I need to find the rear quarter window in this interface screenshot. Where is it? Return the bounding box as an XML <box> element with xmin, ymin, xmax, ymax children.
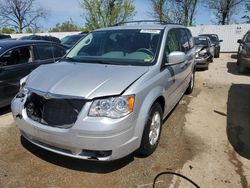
<box><xmin>35</xmin><ymin>45</ymin><xmax>54</xmax><ymax>60</ymax></box>
<box><xmin>52</xmin><ymin>45</ymin><xmax>66</xmax><ymax>58</ymax></box>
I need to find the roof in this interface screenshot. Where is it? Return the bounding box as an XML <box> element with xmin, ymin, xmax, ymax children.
<box><xmin>199</xmin><ymin>34</ymin><xmax>219</xmax><ymax>37</ymax></box>
<box><xmin>94</xmin><ymin>23</ymin><xmax>184</xmax><ymax>31</ymax></box>
<box><xmin>194</xmin><ymin>36</ymin><xmax>209</xmax><ymax>39</ymax></box>
<box><xmin>0</xmin><ymin>40</ymin><xmax>57</xmax><ymax>48</ymax></box>
<box><xmin>0</xmin><ymin>40</ymin><xmax>66</xmax><ymax>55</ymax></box>
<box><xmin>62</xmin><ymin>33</ymin><xmax>86</xmax><ymax>38</ymax></box>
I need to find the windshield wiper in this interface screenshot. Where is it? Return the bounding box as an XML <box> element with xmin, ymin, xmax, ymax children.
<box><xmin>62</xmin><ymin>57</ymin><xmax>129</xmax><ymax>66</ymax></box>
<box><xmin>81</xmin><ymin>59</ymin><xmax>115</xmax><ymax>64</ymax></box>
<box><xmin>62</xmin><ymin>57</ymin><xmax>80</xmax><ymax>62</ymax></box>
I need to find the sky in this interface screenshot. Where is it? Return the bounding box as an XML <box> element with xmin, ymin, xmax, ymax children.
<box><xmin>24</xmin><ymin>0</ymin><xmax>248</xmax><ymax>30</ymax></box>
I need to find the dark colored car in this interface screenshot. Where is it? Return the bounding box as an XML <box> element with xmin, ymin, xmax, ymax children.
<box><xmin>0</xmin><ymin>40</ymin><xmax>67</xmax><ymax>108</ymax></box>
<box><xmin>61</xmin><ymin>34</ymin><xmax>86</xmax><ymax>49</ymax></box>
<box><xmin>19</xmin><ymin>35</ymin><xmax>61</xmax><ymax>44</ymax></box>
<box><xmin>0</xmin><ymin>34</ymin><xmax>11</xmax><ymax>40</ymax></box>
<box><xmin>237</xmin><ymin>30</ymin><xmax>250</xmax><ymax>73</ymax></box>
<box><xmin>194</xmin><ymin>36</ymin><xmax>214</xmax><ymax>69</ymax></box>
<box><xmin>199</xmin><ymin>34</ymin><xmax>223</xmax><ymax>58</ymax></box>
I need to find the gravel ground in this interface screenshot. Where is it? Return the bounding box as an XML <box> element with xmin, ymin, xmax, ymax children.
<box><xmin>0</xmin><ymin>53</ymin><xmax>250</xmax><ymax>188</ymax></box>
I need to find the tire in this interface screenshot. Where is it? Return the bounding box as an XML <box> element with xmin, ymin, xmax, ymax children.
<box><xmin>239</xmin><ymin>65</ymin><xmax>245</xmax><ymax>74</ymax></box>
<box><xmin>236</xmin><ymin>58</ymin><xmax>240</xmax><ymax>66</ymax></box>
<box><xmin>214</xmin><ymin>52</ymin><xmax>219</xmax><ymax>58</ymax></box>
<box><xmin>208</xmin><ymin>56</ymin><xmax>214</xmax><ymax>62</ymax></box>
<box><xmin>137</xmin><ymin>103</ymin><xmax>163</xmax><ymax>156</ymax></box>
<box><xmin>185</xmin><ymin>70</ymin><xmax>195</xmax><ymax>94</ymax></box>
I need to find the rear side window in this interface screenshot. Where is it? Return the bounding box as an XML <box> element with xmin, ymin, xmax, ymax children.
<box><xmin>53</xmin><ymin>45</ymin><xmax>66</xmax><ymax>58</ymax></box>
<box><xmin>0</xmin><ymin>46</ymin><xmax>32</xmax><ymax>66</ymax></box>
<box><xmin>165</xmin><ymin>29</ymin><xmax>181</xmax><ymax>55</ymax></box>
<box><xmin>36</xmin><ymin>45</ymin><xmax>54</xmax><ymax>60</ymax></box>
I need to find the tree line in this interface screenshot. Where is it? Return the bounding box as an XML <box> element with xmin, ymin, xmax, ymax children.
<box><xmin>0</xmin><ymin>0</ymin><xmax>249</xmax><ymax>33</ymax></box>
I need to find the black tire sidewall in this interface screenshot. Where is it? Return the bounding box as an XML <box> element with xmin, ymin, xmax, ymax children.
<box><xmin>186</xmin><ymin>70</ymin><xmax>195</xmax><ymax>94</ymax></box>
<box><xmin>138</xmin><ymin>103</ymin><xmax>163</xmax><ymax>156</ymax></box>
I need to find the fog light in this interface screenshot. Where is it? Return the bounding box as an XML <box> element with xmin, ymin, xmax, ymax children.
<box><xmin>80</xmin><ymin>150</ymin><xmax>112</xmax><ymax>158</ymax></box>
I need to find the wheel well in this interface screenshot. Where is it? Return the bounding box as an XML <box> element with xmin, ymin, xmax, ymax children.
<box><xmin>154</xmin><ymin>96</ymin><xmax>165</xmax><ymax>114</ymax></box>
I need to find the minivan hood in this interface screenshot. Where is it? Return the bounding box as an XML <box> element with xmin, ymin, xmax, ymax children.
<box><xmin>27</xmin><ymin>62</ymin><xmax>148</xmax><ymax>99</ymax></box>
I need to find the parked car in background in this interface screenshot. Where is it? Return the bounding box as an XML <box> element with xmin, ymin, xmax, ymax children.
<box><xmin>61</xmin><ymin>33</ymin><xmax>87</xmax><ymax>49</ymax></box>
<box><xmin>199</xmin><ymin>34</ymin><xmax>223</xmax><ymax>58</ymax></box>
<box><xmin>19</xmin><ymin>35</ymin><xmax>61</xmax><ymax>44</ymax></box>
<box><xmin>237</xmin><ymin>30</ymin><xmax>250</xmax><ymax>73</ymax></box>
<box><xmin>0</xmin><ymin>34</ymin><xmax>11</xmax><ymax>40</ymax></box>
<box><xmin>12</xmin><ymin>22</ymin><xmax>196</xmax><ymax>161</ymax></box>
<box><xmin>0</xmin><ymin>40</ymin><xmax>67</xmax><ymax>108</ymax></box>
<box><xmin>194</xmin><ymin>36</ymin><xmax>214</xmax><ymax>69</ymax></box>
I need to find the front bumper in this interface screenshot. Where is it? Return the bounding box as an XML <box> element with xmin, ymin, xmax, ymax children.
<box><xmin>195</xmin><ymin>57</ymin><xmax>209</xmax><ymax>68</ymax></box>
<box><xmin>11</xmin><ymin>96</ymin><xmax>140</xmax><ymax>161</ymax></box>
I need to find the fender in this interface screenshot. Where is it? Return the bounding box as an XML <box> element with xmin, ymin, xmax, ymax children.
<box><xmin>133</xmin><ymin>86</ymin><xmax>165</xmax><ymax>147</ymax></box>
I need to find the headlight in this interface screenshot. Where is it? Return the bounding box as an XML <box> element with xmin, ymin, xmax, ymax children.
<box><xmin>88</xmin><ymin>95</ymin><xmax>135</xmax><ymax>118</ymax></box>
<box><xmin>199</xmin><ymin>49</ymin><xmax>207</xmax><ymax>55</ymax></box>
<box><xmin>20</xmin><ymin>75</ymin><xmax>29</xmax><ymax>90</ymax></box>
<box><xmin>16</xmin><ymin>76</ymin><xmax>29</xmax><ymax>98</ymax></box>
<box><xmin>16</xmin><ymin>87</ymin><xmax>29</xmax><ymax>98</ymax></box>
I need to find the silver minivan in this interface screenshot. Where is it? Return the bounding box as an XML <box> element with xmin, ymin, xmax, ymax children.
<box><xmin>11</xmin><ymin>23</ymin><xmax>195</xmax><ymax>161</ymax></box>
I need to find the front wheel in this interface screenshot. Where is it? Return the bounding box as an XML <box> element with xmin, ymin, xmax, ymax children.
<box><xmin>185</xmin><ymin>70</ymin><xmax>195</xmax><ymax>94</ymax></box>
<box><xmin>137</xmin><ymin>103</ymin><xmax>163</xmax><ymax>156</ymax></box>
<box><xmin>214</xmin><ymin>49</ymin><xmax>220</xmax><ymax>58</ymax></box>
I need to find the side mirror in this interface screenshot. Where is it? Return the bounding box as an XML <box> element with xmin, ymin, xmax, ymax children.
<box><xmin>167</xmin><ymin>51</ymin><xmax>185</xmax><ymax>65</ymax></box>
<box><xmin>237</xmin><ymin>39</ymin><xmax>243</xmax><ymax>44</ymax></box>
<box><xmin>219</xmin><ymin>40</ymin><xmax>223</xmax><ymax>42</ymax></box>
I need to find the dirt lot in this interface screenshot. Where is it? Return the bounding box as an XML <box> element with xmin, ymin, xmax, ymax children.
<box><xmin>0</xmin><ymin>53</ymin><xmax>250</xmax><ymax>188</ymax></box>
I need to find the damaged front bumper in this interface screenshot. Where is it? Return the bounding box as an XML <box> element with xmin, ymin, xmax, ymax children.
<box><xmin>11</xmin><ymin>90</ymin><xmax>140</xmax><ymax>161</ymax></box>
<box><xmin>195</xmin><ymin>55</ymin><xmax>209</xmax><ymax>69</ymax></box>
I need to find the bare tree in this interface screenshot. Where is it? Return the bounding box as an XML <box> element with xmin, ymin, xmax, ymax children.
<box><xmin>149</xmin><ymin>0</ymin><xmax>170</xmax><ymax>22</ymax></box>
<box><xmin>0</xmin><ymin>0</ymin><xmax>47</xmax><ymax>33</ymax></box>
<box><xmin>149</xmin><ymin>0</ymin><xmax>198</xmax><ymax>26</ymax></box>
<box><xmin>80</xmin><ymin>0</ymin><xmax>136</xmax><ymax>30</ymax></box>
<box><xmin>206</xmin><ymin>0</ymin><xmax>247</xmax><ymax>25</ymax></box>
<box><xmin>242</xmin><ymin>2</ymin><xmax>250</xmax><ymax>23</ymax></box>
<box><xmin>185</xmin><ymin>0</ymin><xmax>198</xmax><ymax>26</ymax></box>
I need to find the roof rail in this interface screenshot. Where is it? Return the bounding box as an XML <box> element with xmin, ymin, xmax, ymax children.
<box><xmin>111</xmin><ymin>20</ymin><xmax>181</xmax><ymax>27</ymax></box>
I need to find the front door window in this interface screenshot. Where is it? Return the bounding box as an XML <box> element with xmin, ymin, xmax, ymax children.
<box><xmin>0</xmin><ymin>46</ymin><xmax>32</xmax><ymax>67</ymax></box>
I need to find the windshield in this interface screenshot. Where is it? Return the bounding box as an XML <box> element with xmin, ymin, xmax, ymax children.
<box><xmin>243</xmin><ymin>33</ymin><xmax>250</xmax><ymax>43</ymax></box>
<box><xmin>61</xmin><ymin>35</ymin><xmax>83</xmax><ymax>45</ymax></box>
<box><xmin>201</xmin><ymin>35</ymin><xmax>218</xmax><ymax>43</ymax></box>
<box><xmin>194</xmin><ymin>37</ymin><xmax>208</xmax><ymax>46</ymax></box>
<box><xmin>210</xmin><ymin>35</ymin><xmax>218</xmax><ymax>43</ymax></box>
<box><xmin>66</xmin><ymin>29</ymin><xmax>162</xmax><ymax>66</ymax></box>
